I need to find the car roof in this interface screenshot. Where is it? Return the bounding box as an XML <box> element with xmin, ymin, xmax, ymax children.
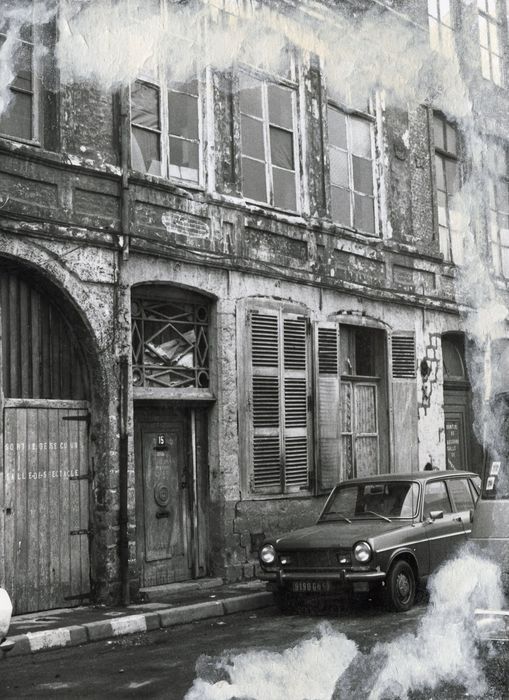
<box><xmin>336</xmin><ymin>470</ymin><xmax>480</xmax><ymax>486</ymax></box>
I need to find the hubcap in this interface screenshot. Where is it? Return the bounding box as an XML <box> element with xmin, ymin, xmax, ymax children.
<box><xmin>396</xmin><ymin>572</ymin><xmax>411</xmax><ymax>601</ymax></box>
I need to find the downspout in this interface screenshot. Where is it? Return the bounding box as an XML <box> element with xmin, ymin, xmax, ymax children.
<box><xmin>118</xmin><ymin>86</ymin><xmax>131</xmax><ymax>606</ymax></box>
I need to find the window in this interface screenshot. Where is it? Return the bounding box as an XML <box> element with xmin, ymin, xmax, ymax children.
<box><xmin>477</xmin><ymin>0</ymin><xmax>503</xmax><ymax>86</ymax></box>
<box><xmin>428</xmin><ymin>0</ymin><xmax>455</xmax><ymax>59</ymax></box>
<box><xmin>489</xmin><ymin>146</ymin><xmax>509</xmax><ymax>277</ymax></box>
<box><xmin>131</xmin><ymin>76</ymin><xmax>200</xmax><ymax>182</ymax></box>
<box><xmin>131</xmin><ymin>292</ymin><xmax>209</xmax><ymax>389</ymax></box>
<box><xmin>424</xmin><ymin>481</ymin><xmax>452</xmax><ymax>516</ymax></box>
<box><xmin>328</xmin><ymin>105</ymin><xmax>376</xmax><ymax>234</ymax></box>
<box><xmin>239</xmin><ymin>70</ymin><xmax>298</xmax><ymax>211</ymax></box>
<box><xmin>246</xmin><ymin>307</ymin><xmax>311</xmax><ymax>494</ymax></box>
<box><xmin>448</xmin><ymin>478</ymin><xmax>475</xmax><ymax>511</ymax></box>
<box><xmin>0</xmin><ymin>13</ymin><xmax>36</xmax><ymax>142</ymax></box>
<box><xmin>434</xmin><ymin>113</ymin><xmax>462</xmax><ymax>263</ymax></box>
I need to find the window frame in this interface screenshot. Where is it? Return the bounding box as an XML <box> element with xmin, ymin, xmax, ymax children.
<box><xmin>0</xmin><ymin>12</ymin><xmax>40</xmax><ymax>145</ymax></box>
<box><xmin>238</xmin><ymin>62</ymin><xmax>301</xmax><ymax>213</ymax></box>
<box><xmin>327</xmin><ymin>99</ymin><xmax>378</xmax><ymax>236</ymax></box>
<box><xmin>427</xmin><ymin>0</ymin><xmax>456</xmax><ymax>59</ymax></box>
<box><xmin>477</xmin><ymin>0</ymin><xmax>504</xmax><ymax>87</ymax></box>
<box><xmin>433</xmin><ymin>111</ymin><xmax>462</xmax><ymax>264</ymax></box>
<box><xmin>488</xmin><ymin>144</ymin><xmax>509</xmax><ymax>278</ymax></box>
<box><xmin>129</xmin><ymin>63</ymin><xmax>203</xmax><ymax>185</ymax></box>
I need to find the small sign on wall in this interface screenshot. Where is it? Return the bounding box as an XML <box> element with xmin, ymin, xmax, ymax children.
<box><xmin>155</xmin><ymin>434</ymin><xmax>168</xmax><ymax>451</ymax></box>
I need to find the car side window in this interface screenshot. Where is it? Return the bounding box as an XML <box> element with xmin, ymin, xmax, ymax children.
<box><xmin>423</xmin><ymin>480</ymin><xmax>452</xmax><ymax>517</ymax></box>
<box><xmin>470</xmin><ymin>476</ymin><xmax>481</xmax><ymax>499</ymax></box>
<box><xmin>447</xmin><ymin>478</ymin><xmax>474</xmax><ymax>512</ymax></box>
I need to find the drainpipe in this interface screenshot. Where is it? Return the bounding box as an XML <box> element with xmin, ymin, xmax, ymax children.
<box><xmin>118</xmin><ymin>86</ymin><xmax>131</xmax><ymax>605</ymax></box>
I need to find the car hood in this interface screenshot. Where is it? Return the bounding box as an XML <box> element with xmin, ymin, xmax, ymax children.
<box><xmin>274</xmin><ymin>520</ymin><xmax>408</xmax><ymax>549</ymax></box>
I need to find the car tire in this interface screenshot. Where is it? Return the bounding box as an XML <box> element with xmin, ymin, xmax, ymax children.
<box><xmin>384</xmin><ymin>560</ymin><xmax>416</xmax><ymax>612</ymax></box>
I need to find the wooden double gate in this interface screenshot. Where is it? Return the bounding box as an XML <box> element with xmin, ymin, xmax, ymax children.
<box><xmin>2</xmin><ymin>402</ymin><xmax>90</xmax><ymax>614</ymax></box>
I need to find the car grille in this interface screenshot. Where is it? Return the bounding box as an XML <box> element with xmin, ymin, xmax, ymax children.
<box><xmin>279</xmin><ymin>549</ymin><xmax>351</xmax><ymax>569</ymax></box>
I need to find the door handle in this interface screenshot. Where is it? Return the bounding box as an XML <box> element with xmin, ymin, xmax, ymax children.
<box><xmin>180</xmin><ymin>480</ymin><xmax>188</xmax><ymax>489</ymax></box>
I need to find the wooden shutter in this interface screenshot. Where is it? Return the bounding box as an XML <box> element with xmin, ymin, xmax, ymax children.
<box><xmin>250</xmin><ymin>310</ymin><xmax>281</xmax><ymax>492</ymax></box>
<box><xmin>283</xmin><ymin>316</ymin><xmax>310</xmax><ymax>492</ymax></box>
<box><xmin>391</xmin><ymin>332</ymin><xmax>418</xmax><ymax>472</ymax></box>
<box><xmin>314</xmin><ymin>322</ymin><xmax>341</xmax><ymax>491</ymax></box>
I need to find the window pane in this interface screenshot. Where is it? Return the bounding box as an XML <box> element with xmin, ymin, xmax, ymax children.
<box><xmin>445</xmin><ymin>123</ymin><xmax>457</xmax><ymax>155</ymax></box>
<box><xmin>478</xmin><ymin>16</ymin><xmax>489</xmax><ymax>46</ymax></box>
<box><xmin>131</xmin><ymin>126</ymin><xmax>161</xmax><ymax>175</ymax></box>
<box><xmin>428</xmin><ymin>0</ymin><xmax>438</xmax><ymax>19</ymax></box>
<box><xmin>440</xmin><ymin>0</ymin><xmax>452</xmax><ymax>26</ymax></box>
<box><xmin>448</xmin><ymin>479</ymin><xmax>474</xmax><ymax>511</ymax></box>
<box><xmin>500</xmin><ymin>215</ymin><xmax>509</xmax><ymax>244</ymax></box>
<box><xmin>487</xmin><ymin>0</ymin><xmax>497</xmax><ymax>16</ymax></box>
<box><xmin>270</xmin><ymin>126</ymin><xmax>294</xmax><ymax>169</ymax></box>
<box><xmin>242</xmin><ymin>156</ymin><xmax>267</xmax><ymax>202</ymax></box>
<box><xmin>492</xmin><ymin>55</ymin><xmax>502</xmax><ymax>86</ymax></box>
<box><xmin>131</xmin><ymin>82</ymin><xmax>160</xmax><ymax>130</ymax></box>
<box><xmin>433</xmin><ymin>115</ymin><xmax>445</xmax><ymax>150</ymax></box>
<box><xmin>0</xmin><ymin>91</ymin><xmax>32</xmax><ymax>139</ymax></box>
<box><xmin>268</xmin><ymin>84</ymin><xmax>293</xmax><ymax>130</ymax></box>
<box><xmin>169</xmin><ymin>137</ymin><xmax>199</xmax><ymax>171</ymax></box>
<box><xmin>429</xmin><ymin>17</ymin><xmax>440</xmax><ymax>51</ymax></box>
<box><xmin>350</xmin><ymin>117</ymin><xmax>372</xmax><ymax>158</ymax></box>
<box><xmin>330</xmin><ymin>148</ymin><xmax>349</xmax><ymax>187</ymax></box>
<box><xmin>239</xmin><ymin>76</ymin><xmax>263</xmax><ymax>118</ymax></box>
<box><xmin>480</xmin><ymin>47</ymin><xmax>491</xmax><ymax>79</ymax></box>
<box><xmin>168</xmin><ymin>91</ymin><xmax>198</xmax><ymax>140</ymax></box>
<box><xmin>11</xmin><ymin>41</ymin><xmax>32</xmax><ymax>92</ymax></box>
<box><xmin>445</xmin><ymin>160</ymin><xmax>458</xmax><ymax>194</ymax></box>
<box><xmin>353</xmin><ymin>156</ymin><xmax>373</xmax><ymax>195</ymax></box>
<box><xmin>435</xmin><ymin>155</ymin><xmax>446</xmax><ymax>190</ymax></box>
<box><xmin>489</xmin><ymin>21</ymin><xmax>500</xmax><ymax>52</ymax></box>
<box><xmin>273</xmin><ymin>167</ymin><xmax>296</xmax><ymax>210</ymax></box>
<box><xmin>331</xmin><ymin>186</ymin><xmax>350</xmax><ymax>226</ymax></box>
<box><xmin>492</xmin><ymin>242</ymin><xmax>501</xmax><ymax>274</ymax></box>
<box><xmin>501</xmin><ymin>247</ymin><xmax>509</xmax><ymax>277</ymax></box>
<box><xmin>354</xmin><ymin>194</ymin><xmax>375</xmax><ymax>233</ymax></box>
<box><xmin>241</xmin><ymin>115</ymin><xmax>265</xmax><ymax>160</ymax></box>
<box><xmin>437</xmin><ymin>190</ymin><xmax>448</xmax><ymax>226</ymax></box>
<box><xmin>328</xmin><ymin>107</ymin><xmax>347</xmax><ymax>148</ymax></box>
<box><xmin>424</xmin><ymin>480</ymin><xmax>452</xmax><ymax>515</ymax></box>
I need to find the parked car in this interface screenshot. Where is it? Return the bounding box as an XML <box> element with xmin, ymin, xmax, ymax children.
<box><xmin>0</xmin><ymin>587</ymin><xmax>13</xmax><ymax>653</ymax></box>
<box><xmin>258</xmin><ymin>470</ymin><xmax>481</xmax><ymax>612</ymax></box>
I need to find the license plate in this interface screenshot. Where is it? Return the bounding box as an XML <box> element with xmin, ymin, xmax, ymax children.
<box><xmin>291</xmin><ymin>581</ymin><xmax>331</xmax><ymax>593</ymax></box>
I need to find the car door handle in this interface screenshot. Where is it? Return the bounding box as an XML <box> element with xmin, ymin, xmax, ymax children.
<box><xmin>453</xmin><ymin>516</ymin><xmax>462</xmax><ymax>523</ymax></box>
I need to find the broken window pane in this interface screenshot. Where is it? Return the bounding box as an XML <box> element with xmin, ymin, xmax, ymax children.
<box><xmin>270</xmin><ymin>126</ymin><xmax>294</xmax><ymax>170</ymax></box>
<box><xmin>241</xmin><ymin>115</ymin><xmax>265</xmax><ymax>160</ymax></box>
<box><xmin>242</xmin><ymin>157</ymin><xmax>267</xmax><ymax>202</ymax></box>
<box><xmin>268</xmin><ymin>84</ymin><xmax>293</xmax><ymax>130</ymax></box>
<box><xmin>433</xmin><ymin>115</ymin><xmax>445</xmax><ymax>151</ymax></box>
<box><xmin>445</xmin><ymin>160</ymin><xmax>458</xmax><ymax>194</ymax></box>
<box><xmin>353</xmin><ymin>156</ymin><xmax>373</xmax><ymax>195</ymax></box>
<box><xmin>331</xmin><ymin>186</ymin><xmax>350</xmax><ymax>226</ymax></box>
<box><xmin>350</xmin><ymin>117</ymin><xmax>372</xmax><ymax>158</ymax></box>
<box><xmin>11</xmin><ymin>41</ymin><xmax>32</xmax><ymax>92</ymax></box>
<box><xmin>445</xmin><ymin>123</ymin><xmax>457</xmax><ymax>155</ymax></box>
<box><xmin>132</xmin><ymin>82</ymin><xmax>160</xmax><ymax>130</ymax></box>
<box><xmin>131</xmin><ymin>126</ymin><xmax>161</xmax><ymax>175</ymax></box>
<box><xmin>168</xmin><ymin>91</ymin><xmax>198</xmax><ymax>140</ymax></box>
<box><xmin>273</xmin><ymin>167</ymin><xmax>296</xmax><ymax>210</ymax></box>
<box><xmin>354</xmin><ymin>193</ymin><xmax>375</xmax><ymax>232</ymax></box>
<box><xmin>435</xmin><ymin>155</ymin><xmax>446</xmax><ymax>190</ymax></box>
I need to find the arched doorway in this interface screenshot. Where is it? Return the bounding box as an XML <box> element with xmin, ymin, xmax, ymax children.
<box><xmin>442</xmin><ymin>333</ymin><xmax>482</xmax><ymax>474</ymax></box>
<box><xmin>0</xmin><ymin>263</ymin><xmax>92</xmax><ymax>613</ymax></box>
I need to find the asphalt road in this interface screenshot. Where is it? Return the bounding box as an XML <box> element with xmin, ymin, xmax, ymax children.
<box><xmin>1</xmin><ymin>601</ymin><xmax>508</xmax><ymax>699</ymax></box>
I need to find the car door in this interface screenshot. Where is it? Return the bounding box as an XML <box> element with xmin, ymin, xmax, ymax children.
<box><xmin>423</xmin><ymin>479</ymin><xmax>465</xmax><ymax>571</ymax></box>
<box><xmin>446</xmin><ymin>477</ymin><xmax>476</xmax><ymax>535</ymax></box>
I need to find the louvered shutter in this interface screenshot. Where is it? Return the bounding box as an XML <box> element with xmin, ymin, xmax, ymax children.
<box><xmin>283</xmin><ymin>315</ymin><xmax>311</xmax><ymax>492</ymax></box>
<box><xmin>391</xmin><ymin>332</ymin><xmax>418</xmax><ymax>472</ymax></box>
<box><xmin>314</xmin><ymin>322</ymin><xmax>341</xmax><ymax>491</ymax></box>
<box><xmin>250</xmin><ymin>310</ymin><xmax>281</xmax><ymax>492</ymax></box>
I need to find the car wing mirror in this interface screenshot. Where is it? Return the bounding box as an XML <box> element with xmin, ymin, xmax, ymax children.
<box><xmin>429</xmin><ymin>510</ymin><xmax>444</xmax><ymax>521</ymax></box>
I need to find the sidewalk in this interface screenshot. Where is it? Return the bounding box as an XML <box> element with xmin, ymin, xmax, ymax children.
<box><xmin>1</xmin><ymin>579</ymin><xmax>273</xmax><ymax>659</ymax></box>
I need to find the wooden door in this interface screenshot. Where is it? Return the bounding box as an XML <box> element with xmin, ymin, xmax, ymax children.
<box><xmin>137</xmin><ymin>417</ymin><xmax>193</xmax><ymax>586</ymax></box>
<box><xmin>341</xmin><ymin>380</ymin><xmax>379</xmax><ymax>479</ymax></box>
<box><xmin>2</xmin><ymin>403</ymin><xmax>90</xmax><ymax>614</ymax></box>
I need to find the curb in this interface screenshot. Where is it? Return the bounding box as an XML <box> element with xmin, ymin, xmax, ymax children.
<box><xmin>1</xmin><ymin>591</ymin><xmax>273</xmax><ymax>659</ymax></box>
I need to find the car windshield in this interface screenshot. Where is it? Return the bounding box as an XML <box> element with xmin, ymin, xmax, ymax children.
<box><xmin>320</xmin><ymin>481</ymin><xmax>420</xmax><ymax>521</ymax></box>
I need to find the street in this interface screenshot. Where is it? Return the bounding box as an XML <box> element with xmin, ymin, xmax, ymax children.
<box><xmin>1</xmin><ymin>601</ymin><xmax>508</xmax><ymax>699</ymax></box>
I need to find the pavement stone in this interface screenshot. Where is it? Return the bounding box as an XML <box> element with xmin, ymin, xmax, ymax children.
<box><xmin>0</xmin><ymin>581</ymin><xmax>273</xmax><ymax>660</ymax></box>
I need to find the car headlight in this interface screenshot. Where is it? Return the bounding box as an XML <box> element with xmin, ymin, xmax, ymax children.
<box><xmin>353</xmin><ymin>541</ymin><xmax>372</xmax><ymax>564</ymax></box>
<box><xmin>259</xmin><ymin>543</ymin><xmax>276</xmax><ymax>566</ymax></box>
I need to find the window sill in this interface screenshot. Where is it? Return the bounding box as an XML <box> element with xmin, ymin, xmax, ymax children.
<box><xmin>208</xmin><ymin>192</ymin><xmax>307</xmax><ymax>226</ymax></box>
<box><xmin>242</xmin><ymin>490</ymin><xmax>316</xmax><ymax>501</ymax></box>
<box><xmin>0</xmin><ymin>133</ymin><xmax>41</xmax><ymax>148</ymax></box>
<box><xmin>128</xmin><ymin>169</ymin><xmax>205</xmax><ymax>196</ymax></box>
<box><xmin>133</xmin><ymin>387</ymin><xmax>215</xmax><ymax>402</ymax></box>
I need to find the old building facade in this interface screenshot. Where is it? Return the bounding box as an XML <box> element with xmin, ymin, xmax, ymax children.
<box><xmin>0</xmin><ymin>0</ymin><xmax>508</xmax><ymax>613</ymax></box>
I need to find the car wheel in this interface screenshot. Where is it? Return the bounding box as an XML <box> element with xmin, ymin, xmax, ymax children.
<box><xmin>384</xmin><ymin>560</ymin><xmax>416</xmax><ymax>612</ymax></box>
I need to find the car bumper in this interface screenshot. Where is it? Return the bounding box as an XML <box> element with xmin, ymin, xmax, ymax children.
<box><xmin>259</xmin><ymin>569</ymin><xmax>386</xmax><ymax>585</ymax></box>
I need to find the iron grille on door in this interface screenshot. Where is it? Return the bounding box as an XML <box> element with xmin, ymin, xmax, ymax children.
<box><xmin>131</xmin><ymin>297</ymin><xmax>209</xmax><ymax>388</ymax></box>
<box><xmin>250</xmin><ymin>310</ymin><xmax>311</xmax><ymax>494</ymax></box>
